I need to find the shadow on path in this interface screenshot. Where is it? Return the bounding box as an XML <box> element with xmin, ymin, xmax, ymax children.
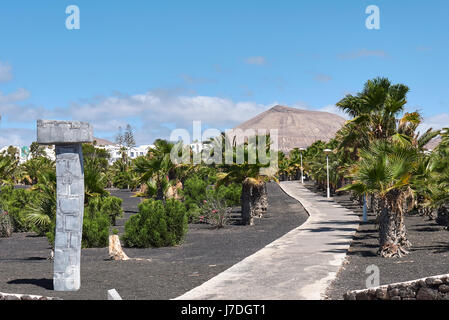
<box><xmin>7</xmin><ymin>278</ymin><xmax>53</xmax><ymax>290</ymax></box>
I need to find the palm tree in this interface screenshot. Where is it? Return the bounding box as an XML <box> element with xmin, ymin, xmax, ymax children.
<box><xmin>339</xmin><ymin>140</ymin><xmax>419</xmax><ymax>257</ymax></box>
<box><xmin>19</xmin><ymin>157</ymin><xmax>54</xmax><ymax>185</ymax></box>
<box><xmin>277</xmin><ymin>151</ymin><xmax>290</xmax><ymax>181</ymax></box>
<box><xmin>412</xmin><ymin>128</ymin><xmax>449</xmax><ymax>224</ymax></box>
<box><xmin>217</xmin><ymin>135</ymin><xmax>275</xmax><ymax>225</ymax></box>
<box><xmin>288</xmin><ymin>148</ymin><xmax>303</xmax><ymax>181</ymax></box>
<box><xmin>0</xmin><ymin>155</ymin><xmax>17</xmax><ymax>185</ymax></box>
<box><xmin>133</xmin><ymin>139</ymin><xmax>179</xmax><ymax>200</ymax></box>
<box><xmin>336</xmin><ymin>77</ymin><xmax>409</xmax><ymax>141</ymax></box>
<box><xmin>25</xmin><ymin>170</ymin><xmax>57</xmax><ymax>236</ymax></box>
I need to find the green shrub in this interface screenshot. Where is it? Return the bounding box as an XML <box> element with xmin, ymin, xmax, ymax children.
<box><xmin>87</xmin><ymin>196</ymin><xmax>123</xmax><ymax>225</ymax></box>
<box><xmin>181</xmin><ymin>176</ymin><xmax>208</xmax><ymax>222</ymax></box>
<box><xmin>213</xmin><ymin>183</ymin><xmax>241</xmax><ymax>206</ymax></box>
<box><xmin>82</xmin><ymin>207</ymin><xmax>110</xmax><ymax>248</ymax></box>
<box><xmin>122</xmin><ymin>198</ymin><xmax>188</xmax><ymax>248</ymax></box>
<box><xmin>201</xmin><ymin>192</ymin><xmax>230</xmax><ymax>228</ymax></box>
<box><xmin>181</xmin><ymin>175</ymin><xmax>241</xmax><ymax>223</ymax></box>
<box><xmin>0</xmin><ymin>185</ymin><xmax>37</xmax><ymax>232</ymax></box>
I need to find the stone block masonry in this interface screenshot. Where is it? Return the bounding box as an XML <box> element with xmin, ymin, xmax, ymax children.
<box><xmin>37</xmin><ymin>120</ymin><xmax>93</xmax><ymax>291</ymax></box>
<box><xmin>0</xmin><ymin>292</ymin><xmax>62</xmax><ymax>300</ymax></box>
<box><xmin>343</xmin><ymin>274</ymin><xmax>449</xmax><ymax>300</ymax></box>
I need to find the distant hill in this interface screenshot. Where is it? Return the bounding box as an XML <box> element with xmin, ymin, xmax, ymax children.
<box><xmin>234</xmin><ymin>105</ymin><xmax>346</xmax><ymax>153</ymax></box>
<box><xmin>425</xmin><ymin>137</ymin><xmax>441</xmax><ymax>150</ymax></box>
<box><xmin>92</xmin><ymin>137</ymin><xmax>117</xmax><ymax>146</ymax></box>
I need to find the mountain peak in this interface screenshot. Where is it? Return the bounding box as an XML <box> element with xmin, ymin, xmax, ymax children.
<box><xmin>235</xmin><ymin>105</ymin><xmax>346</xmax><ymax>152</ymax></box>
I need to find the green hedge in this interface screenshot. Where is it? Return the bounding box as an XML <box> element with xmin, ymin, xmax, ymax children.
<box><xmin>181</xmin><ymin>176</ymin><xmax>208</xmax><ymax>222</ymax></box>
<box><xmin>0</xmin><ymin>185</ymin><xmax>37</xmax><ymax>232</ymax></box>
<box><xmin>181</xmin><ymin>175</ymin><xmax>241</xmax><ymax>222</ymax></box>
<box><xmin>86</xmin><ymin>196</ymin><xmax>123</xmax><ymax>226</ymax></box>
<box><xmin>122</xmin><ymin>198</ymin><xmax>188</xmax><ymax>248</ymax></box>
<box><xmin>82</xmin><ymin>205</ymin><xmax>110</xmax><ymax>248</ymax></box>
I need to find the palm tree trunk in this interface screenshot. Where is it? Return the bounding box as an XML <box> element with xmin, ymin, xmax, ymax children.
<box><xmin>261</xmin><ymin>182</ymin><xmax>268</xmax><ymax>215</ymax></box>
<box><xmin>378</xmin><ymin>197</ymin><xmax>398</xmax><ymax>257</ymax></box>
<box><xmin>241</xmin><ymin>179</ymin><xmax>254</xmax><ymax>225</ymax></box>
<box><xmin>251</xmin><ymin>181</ymin><xmax>265</xmax><ymax>218</ymax></box>
<box><xmin>378</xmin><ymin>192</ymin><xmax>411</xmax><ymax>258</ymax></box>
<box><xmin>436</xmin><ymin>205</ymin><xmax>449</xmax><ymax>228</ymax></box>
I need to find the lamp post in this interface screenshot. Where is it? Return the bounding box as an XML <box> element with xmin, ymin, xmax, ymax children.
<box><xmin>299</xmin><ymin>147</ymin><xmax>305</xmax><ymax>184</ymax></box>
<box><xmin>324</xmin><ymin>149</ymin><xmax>332</xmax><ymax>199</ymax></box>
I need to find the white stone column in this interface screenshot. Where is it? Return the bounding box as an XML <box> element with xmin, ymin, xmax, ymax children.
<box><xmin>37</xmin><ymin>120</ymin><xmax>93</xmax><ymax>291</ymax></box>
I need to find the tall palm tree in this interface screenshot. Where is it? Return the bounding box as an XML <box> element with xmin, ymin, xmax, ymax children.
<box><xmin>339</xmin><ymin>140</ymin><xmax>419</xmax><ymax>257</ymax></box>
<box><xmin>217</xmin><ymin>135</ymin><xmax>275</xmax><ymax>225</ymax></box>
<box><xmin>412</xmin><ymin>128</ymin><xmax>449</xmax><ymax>223</ymax></box>
<box><xmin>337</xmin><ymin>77</ymin><xmax>409</xmax><ymax>141</ymax></box>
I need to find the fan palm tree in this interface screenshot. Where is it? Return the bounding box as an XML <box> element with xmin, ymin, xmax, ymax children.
<box><xmin>339</xmin><ymin>140</ymin><xmax>419</xmax><ymax>257</ymax></box>
<box><xmin>133</xmin><ymin>139</ymin><xmax>180</xmax><ymax>200</ymax></box>
<box><xmin>0</xmin><ymin>155</ymin><xmax>17</xmax><ymax>185</ymax></box>
<box><xmin>19</xmin><ymin>157</ymin><xmax>54</xmax><ymax>185</ymax></box>
<box><xmin>412</xmin><ymin>128</ymin><xmax>449</xmax><ymax>222</ymax></box>
<box><xmin>288</xmin><ymin>148</ymin><xmax>303</xmax><ymax>181</ymax></box>
<box><xmin>25</xmin><ymin>169</ymin><xmax>57</xmax><ymax>236</ymax></box>
<box><xmin>336</xmin><ymin>77</ymin><xmax>409</xmax><ymax>141</ymax></box>
<box><xmin>217</xmin><ymin>134</ymin><xmax>275</xmax><ymax>225</ymax></box>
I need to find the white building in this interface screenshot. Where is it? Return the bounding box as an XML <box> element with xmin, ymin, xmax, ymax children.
<box><xmin>101</xmin><ymin>144</ymin><xmax>154</xmax><ymax>164</ymax></box>
<box><xmin>0</xmin><ymin>138</ymin><xmax>153</xmax><ymax>165</ymax></box>
<box><xmin>0</xmin><ymin>145</ymin><xmax>55</xmax><ymax>163</ymax></box>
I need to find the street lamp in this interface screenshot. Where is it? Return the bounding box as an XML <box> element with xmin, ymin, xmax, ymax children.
<box><xmin>324</xmin><ymin>149</ymin><xmax>332</xmax><ymax>198</ymax></box>
<box><xmin>299</xmin><ymin>147</ymin><xmax>305</xmax><ymax>184</ymax></box>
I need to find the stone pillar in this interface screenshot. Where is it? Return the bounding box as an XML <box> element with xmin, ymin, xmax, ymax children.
<box><xmin>37</xmin><ymin>120</ymin><xmax>93</xmax><ymax>291</ymax></box>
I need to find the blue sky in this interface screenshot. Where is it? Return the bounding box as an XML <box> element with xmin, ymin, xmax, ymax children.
<box><xmin>0</xmin><ymin>0</ymin><xmax>448</xmax><ymax>146</ymax></box>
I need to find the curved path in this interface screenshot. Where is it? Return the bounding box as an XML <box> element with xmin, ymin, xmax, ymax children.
<box><xmin>175</xmin><ymin>181</ymin><xmax>360</xmax><ymax>300</ymax></box>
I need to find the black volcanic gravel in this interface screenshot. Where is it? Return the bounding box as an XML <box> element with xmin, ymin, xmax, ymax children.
<box><xmin>0</xmin><ymin>182</ymin><xmax>308</xmax><ymax>300</ymax></box>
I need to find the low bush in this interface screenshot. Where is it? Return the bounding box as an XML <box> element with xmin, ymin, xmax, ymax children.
<box><xmin>0</xmin><ymin>210</ymin><xmax>13</xmax><ymax>237</ymax></box>
<box><xmin>201</xmin><ymin>192</ymin><xmax>231</xmax><ymax>228</ymax></box>
<box><xmin>82</xmin><ymin>206</ymin><xmax>110</xmax><ymax>248</ymax></box>
<box><xmin>213</xmin><ymin>183</ymin><xmax>241</xmax><ymax>207</ymax></box>
<box><xmin>0</xmin><ymin>185</ymin><xmax>37</xmax><ymax>232</ymax></box>
<box><xmin>122</xmin><ymin>198</ymin><xmax>188</xmax><ymax>248</ymax></box>
<box><xmin>181</xmin><ymin>176</ymin><xmax>208</xmax><ymax>222</ymax></box>
<box><xmin>181</xmin><ymin>175</ymin><xmax>241</xmax><ymax>223</ymax></box>
<box><xmin>86</xmin><ymin>196</ymin><xmax>123</xmax><ymax>226</ymax></box>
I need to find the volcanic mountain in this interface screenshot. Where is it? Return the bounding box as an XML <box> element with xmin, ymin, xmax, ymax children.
<box><xmin>234</xmin><ymin>105</ymin><xmax>347</xmax><ymax>153</ymax></box>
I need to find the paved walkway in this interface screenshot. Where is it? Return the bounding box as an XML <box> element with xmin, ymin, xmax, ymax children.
<box><xmin>175</xmin><ymin>181</ymin><xmax>360</xmax><ymax>300</ymax></box>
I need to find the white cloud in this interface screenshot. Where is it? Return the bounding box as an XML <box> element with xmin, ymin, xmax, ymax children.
<box><xmin>244</xmin><ymin>56</ymin><xmax>266</xmax><ymax>65</ymax></box>
<box><xmin>0</xmin><ymin>62</ymin><xmax>12</xmax><ymax>83</ymax></box>
<box><xmin>419</xmin><ymin>113</ymin><xmax>449</xmax><ymax>133</ymax></box>
<box><xmin>0</xmin><ymin>128</ymin><xmax>34</xmax><ymax>146</ymax></box>
<box><xmin>0</xmin><ymin>89</ymin><xmax>276</xmax><ymax>146</ymax></box>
